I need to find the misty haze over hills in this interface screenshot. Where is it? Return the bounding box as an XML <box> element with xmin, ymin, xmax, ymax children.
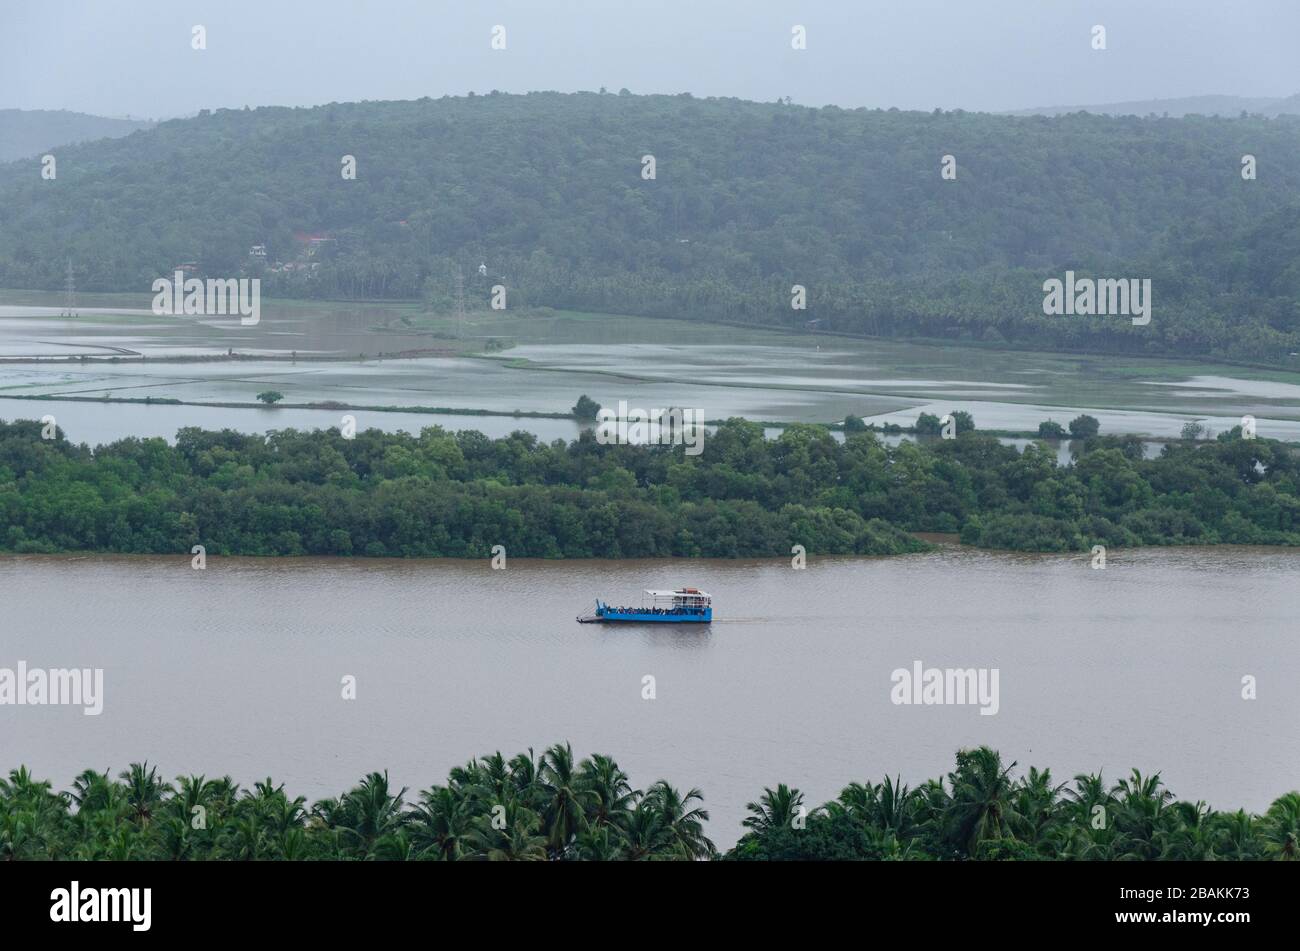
<box><xmin>0</xmin><ymin>109</ymin><xmax>154</xmax><ymax>162</ymax></box>
<box><xmin>6</xmin><ymin>88</ymin><xmax>1299</xmax><ymax>165</ymax></box>
<box><xmin>3</xmin><ymin>0</ymin><xmax>1299</xmax><ymax>117</ymax></box>
<box><xmin>1012</xmin><ymin>93</ymin><xmax>1300</xmax><ymax>118</ymax></box>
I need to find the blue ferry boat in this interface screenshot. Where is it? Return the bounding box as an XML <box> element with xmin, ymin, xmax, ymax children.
<box><xmin>578</xmin><ymin>588</ymin><xmax>712</xmax><ymax>624</ymax></box>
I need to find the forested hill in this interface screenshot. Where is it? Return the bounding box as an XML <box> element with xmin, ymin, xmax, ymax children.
<box><xmin>2</xmin><ymin>91</ymin><xmax>1300</xmax><ymax>363</ymax></box>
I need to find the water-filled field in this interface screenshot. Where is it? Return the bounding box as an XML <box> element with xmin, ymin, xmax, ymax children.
<box><xmin>4</xmin><ymin>293</ymin><xmax>1300</xmax><ymax>444</ymax></box>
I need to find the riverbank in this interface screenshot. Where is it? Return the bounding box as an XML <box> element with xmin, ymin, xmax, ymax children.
<box><xmin>2</xmin><ymin>415</ymin><xmax>1297</xmax><ymax>558</ymax></box>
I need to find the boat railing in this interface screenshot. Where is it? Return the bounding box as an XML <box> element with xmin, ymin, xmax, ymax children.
<box><xmin>603</xmin><ymin>605</ymin><xmax>708</xmax><ymax>615</ymax></box>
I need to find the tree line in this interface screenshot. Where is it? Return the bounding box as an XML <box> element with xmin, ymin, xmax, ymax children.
<box><xmin>0</xmin><ymin>744</ymin><xmax>710</xmax><ymax>860</ymax></box>
<box><xmin>0</xmin><ymin>416</ymin><xmax>1297</xmax><ymax>557</ymax></box>
<box><xmin>3</xmin><ymin>745</ymin><xmax>1295</xmax><ymax>859</ymax></box>
<box><xmin>730</xmin><ymin>746</ymin><xmax>1300</xmax><ymax>860</ymax></box>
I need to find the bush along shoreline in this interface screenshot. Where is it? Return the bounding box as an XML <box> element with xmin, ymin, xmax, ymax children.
<box><xmin>0</xmin><ymin>417</ymin><xmax>1297</xmax><ymax>558</ymax></box>
<box><xmin>2</xmin><ymin>745</ymin><xmax>1295</xmax><ymax>860</ymax></box>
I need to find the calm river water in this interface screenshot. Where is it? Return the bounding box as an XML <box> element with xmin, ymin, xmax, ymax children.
<box><xmin>2</xmin><ymin>546</ymin><xmax>1297</xmax><ymax>846</ymax></box>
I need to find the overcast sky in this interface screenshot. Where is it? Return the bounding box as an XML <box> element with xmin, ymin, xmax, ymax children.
<box><xmin>2</xmin><ymin>0</ymin><xmax>1298</xmax><ymax>119</ymax></box>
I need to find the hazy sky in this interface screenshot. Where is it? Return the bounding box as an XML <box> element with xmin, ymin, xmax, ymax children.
<box><xmin>2</xmin><ymin>0</ymin><xmax>1298</xmax><ymax>118</ymax></box>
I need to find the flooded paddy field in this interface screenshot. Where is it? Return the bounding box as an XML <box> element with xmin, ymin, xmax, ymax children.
<box><xmin>3</xmin><ymin>292</ymin><xmax>1300</xmax><ymax>445</ymax></box>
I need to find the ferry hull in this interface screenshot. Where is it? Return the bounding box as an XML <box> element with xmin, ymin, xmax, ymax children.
<box><xmin>579</xmin><ymin>594</ymin><xmax>713</xmax><ymax>624</ymax></box>
<box><xmin>597</xmin><ymin>609</ymin><xmax>712</xmax><ymax>624</ymax></box>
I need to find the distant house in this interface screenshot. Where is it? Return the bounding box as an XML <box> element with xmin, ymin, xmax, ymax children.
<box><xmin>172</xmin><ymin>261</ymin><xmax>200</xmax><ymax>274</ymax></box>
<box><xmin>249</xmin><ymin>244</ymin><xmax>268</xmax><ymax>258</ymax></box>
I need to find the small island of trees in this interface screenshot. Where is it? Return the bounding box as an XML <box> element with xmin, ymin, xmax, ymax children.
<box><xmin>0</xmin><ymin>415</ymin><xmax>1297</xmax><ymax>558</ymax></box>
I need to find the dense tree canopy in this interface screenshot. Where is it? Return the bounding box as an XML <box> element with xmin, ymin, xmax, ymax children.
<box><xmin>4</xmin><ymin>745</ymin><xmax>1295</xmax><ymax>860</ymax></box>
<box><xmin>0</xmin><ymin>417</ymin><xmax>1296</xmax><ymax>557</ymax></box>
<box><xmin>3</xmin><ymin>92</ymin><xmax>1300</xmax><ymax>363</ymax></box>
<box><xmin>729</xmin><ymin>746</ymin><xmax>1300</xmax><ymax>861</ymax></box>
<box><xmin>0</xmin><ymin>744</ymin><xmax>712</xmax><ymax>860</ymax></box>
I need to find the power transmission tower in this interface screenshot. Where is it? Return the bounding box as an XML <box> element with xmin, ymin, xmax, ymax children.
<box><xmin>454</xmin><ymin>264</ymin><xmax>465</xmax><ymax>339</ymax></box>
<box><xmin>62</xmin><ymin>258</ymin><xmax>77</xmax><ymax>316</ymax></box>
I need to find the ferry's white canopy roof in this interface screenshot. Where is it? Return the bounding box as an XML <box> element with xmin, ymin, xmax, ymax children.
<box><xmin>645</xmin><ymin>589</ymin><xmax>711</xmax><ymax>598</ymax></box>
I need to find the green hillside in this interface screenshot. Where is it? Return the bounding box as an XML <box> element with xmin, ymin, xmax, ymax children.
<box><xmin>2</xmin><ymin>91</ymin><xmax>1298</xmax><ymax>362</ymax></box>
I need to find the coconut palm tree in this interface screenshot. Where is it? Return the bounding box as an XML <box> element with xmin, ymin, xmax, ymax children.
<box><xmin>0</xmin><ymin>767</ymin><xmax>68</xmax><ymax>859</ymax></box>
<box><xmin>408</xmin><ymin>786</ymin><xmax>475</xmax><ymax>861</ymax></box>
<box><xmin>222</xmin><ymin>814</ymin><xmax>268</xmax><ymax>860</ymax></box>
<box><xmin>538</xmin><ymin>743</ymin><xmax>587</xmax><ymax>857</ymax></box>
<box><xmin>575</xmin><ymin>823</ymin><xmax>626</xmax><ymax>860</ymax></box>
<box><xmin>264</xmin><ymin>793</ymin><xmax>308</xmax><ymax>837</ymax></box>
<box><xmin>465</xmin><ymin>799</ymin><xmax>547</xmax><ymax>861</ymax></box>
<box><xmin>617</xmin><ymin>800</ymin><xmax>671</xmax><ymax>860</ymax></box>
<box><xmin>1053</xmin><ymin>771</ymin><xmax>1117</xmax><ymax>860</ymax></box>
<box><xmin>456</xmin><ymin>752</ymin><xmax>510</xmax><ymax>804</ymax></box>
<box><xmin>579</xmin><ymin>753</ymin><xmax>635</xmax><ymax>827</ymax></box>
<box><xmin>119</xmin><ymin>762</ymin><xmax>171</xmax><ymax>825</ymax></box>
<box><xmin>1156</xmin><ymin>800</ymin><xmax>1217</xmax><ymax>860</ymax></box>
<box><xmin>166</xmin><ymin>773</ymin><xmax>227</xmax><ymax>853</ymax></box>
<box><xmin>908</xmin><ymin>777</ymin><xmax>951</xmax><ymax>852</ymax></box>
<box><xmin>173</xmin><ymin>774</ymin><xmax>219</xmax><ymax>817</ymax></box>
<box><xmin>832</xmin><ymin>781</ymin><xmax>879</xmax><ymax>822</ymax></box>
<box><xmin>743</xmin><ymin>784</ymin><xmax>806</xmax><ymax>835</ymax></box>
<box><xmin>333</xmin><ymin>771</ymin><xmax>408</xmax><ymax>858</ymax></box>
<box><xmin>157</xmin><ymin>815</ymin><xmax>194</xmax><ymax>861</ymax></box>
<box><xmin>1111</xmin><ymin>769</ymin><xmax>1173</xmax><ymax>860</ymax></box>
<box><xmin>507</xmin><ymin>749</ymin><xmax>542</xmax><ymax>799</ymax></box>
<box><xmin>69</xmin><ymin>807</ymin><xmax>128</xmax><ymax>860</ymax></box>
<box><xmin>103</xmin><ymin>827</ymin><xmax>142</xmax><ymax>861</ymax></box>
<box><xmin>373</xmin><ymin>830</ymin><xmax>414</xmax><ymax>861</ymax></box>
<box><xmin>279</xmin><ymin>827</ymin><xmax>310</xmax><ymax>860</ymax></box>
<box><xmin>867</xmin><ymin>826</ymin><xmax>926</xmax><ymax>861</ymax></box>
<box><xmin>1260</xmin><ymin>792</ymin><xmax>1300</xmax><ymax>860</ymax></box>
<box><xmin>1013</xmin><ymin>766</ymin><xmax>1065</xmax><ymax>848</ymax></box>
<box><xmin>876</xmin><ymin>775</ymin><xmax>918</xmax><ymax>839</ymax></box>
<box><xmin>0</xmin><ymin>809</ymin><xmax>47</xmax><ymax>861</ymax></box>
<box><xmin>68</xmin><ymin>769</ymin><xmax>118</xmax><ymax>814</ymax></box>
<box><xmin>943</xmin><ymin>746</ymin><xmax>1023</xmax><ymax>856</ymax></box>
<box><xmin>644</xmin><ymin>780</ymin><xmax>715</xmax><ymax>859</ymax></box>
<box><xmin>1212</xmin><ymin>809</ymin><xmax>1260</xmax><ymax>861</ymax></box>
